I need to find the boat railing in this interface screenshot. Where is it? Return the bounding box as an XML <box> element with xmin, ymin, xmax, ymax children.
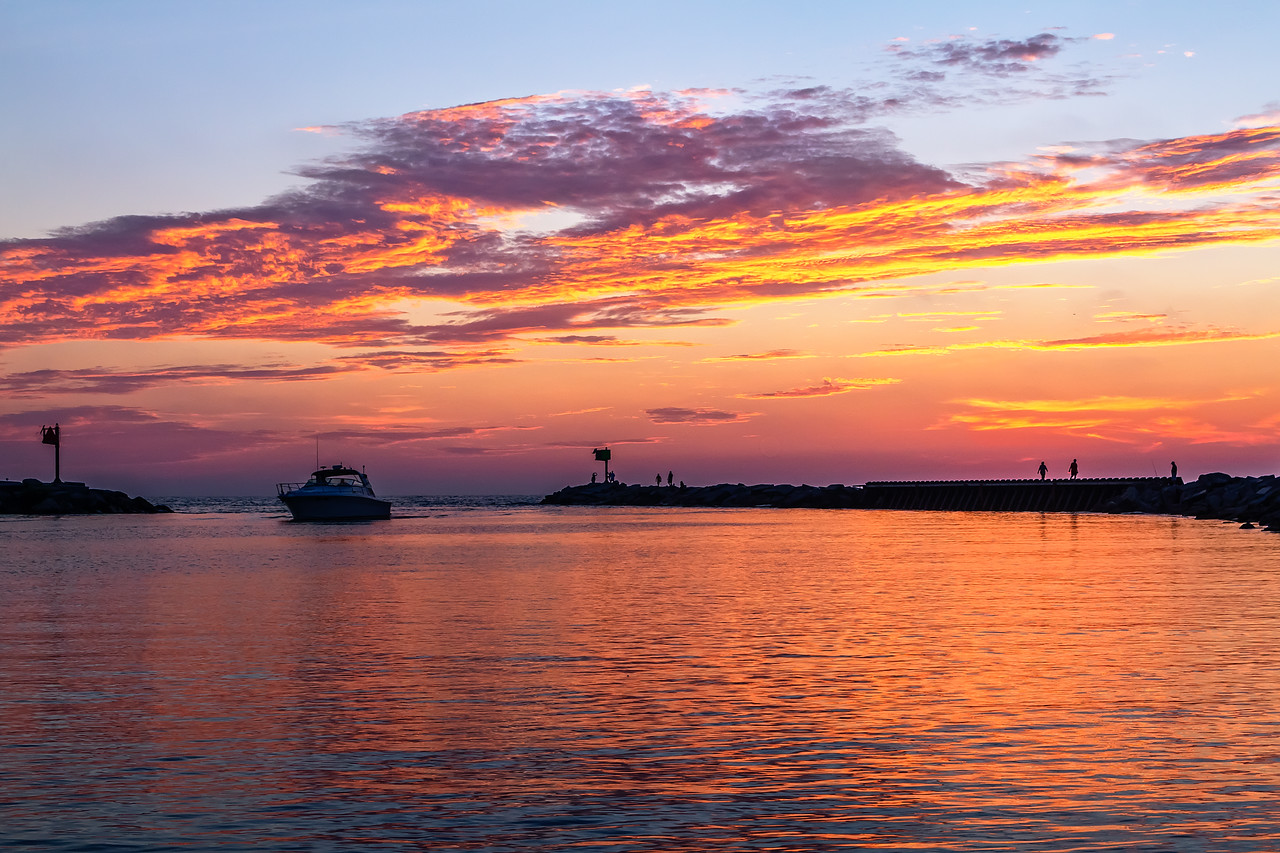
<box><xmin>277</xmin><ymin>481</ymin><xmax>371</xmax><ymax>496</ymax></box>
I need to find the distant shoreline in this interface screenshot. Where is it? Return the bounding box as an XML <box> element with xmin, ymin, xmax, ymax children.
<box><xmin>543</xmin><ymin>473</ymin><xmax>1280</xmax><ymax>531</ymax></box>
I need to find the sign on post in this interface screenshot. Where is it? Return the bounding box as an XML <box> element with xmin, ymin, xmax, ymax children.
<box><xmin>40</xmin><ymin>423</ymin><xmax>61</xmax><ymax>483</ymax></box>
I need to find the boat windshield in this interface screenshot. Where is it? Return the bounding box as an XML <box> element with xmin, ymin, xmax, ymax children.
<box><xmin>311</xmin><ymin>473</ymin><xmax>363</xmax><ymax>488</ymax></box>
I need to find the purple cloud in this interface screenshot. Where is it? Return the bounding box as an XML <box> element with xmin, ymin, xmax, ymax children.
<box><xmin>10</xmin><ymin>32</ymin><xmax>1258</xmax><ymax>360</ymax></box>
<box><xmin>646</xmin><ymin>407</ymin><xmax>752</xmax><ymax>425</ymax></box>
<box><xmin>0</xmin><ymin>363</ymin><xmax>357</xmax><ymax>396</ymax></box>
<box><xmin>915</xmin><ymin>33</ymin><xmax>1072</xmax><ymax>73</ymax></box>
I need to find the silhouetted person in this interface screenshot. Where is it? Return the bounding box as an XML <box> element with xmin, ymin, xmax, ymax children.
<box><xmin>667</xmin><ymin>470</ymin><xmax>673</xmax><ymax>487</ymax></box>
<box><xmin>591</xmin><ymin>472</ymin><xmax>597</xmax><ymax>484</ymax></box>
<box><xmin>1069</xmin><ymin>459</ymin><xmax>1078</xmax><ymax>479</ymax></box>
<box><xmin>1171</xmin><ymin>461</ymin><xmax>1178</xmax><ymax>479</ymax></box>
<box><xmin>1038</xmin><ymin>461</ymin><xmax>1047</xmax><ymax>480</ymax></box>
<box><xmin>656</xmin><ymin>474</ymin><xmax>662</xmax><ymax>486</ymax></box>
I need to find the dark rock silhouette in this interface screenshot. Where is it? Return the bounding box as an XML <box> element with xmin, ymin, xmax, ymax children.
<box><xmin>1145</xmin><ymin>472</ymin><xmax>1280</xmax><ymax>531</ymax></box>
<box><xmin>0</xmin><ymin>479</ymin><xmax>172</xmax><ymax>515</ymax></box>
<box><xmin>543</xmin><ymin>473</ymin><xmax>1280</xmax><ymax>532</ymax></box>
<box><xmin>543</xmin><ymin>481</ymin><xmax>863</xmax><ymax>509</ymax></box>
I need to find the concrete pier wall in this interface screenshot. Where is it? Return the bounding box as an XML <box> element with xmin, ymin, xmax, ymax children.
<box><xmin>861</xmin><ymin>478</ymin><xmax>1179</xmax><ymax>513</ymax></box>
<box><xmin>542</xmin><ymin>473</ymin><xmax>1279</xmax><ymax>530</ymax></box>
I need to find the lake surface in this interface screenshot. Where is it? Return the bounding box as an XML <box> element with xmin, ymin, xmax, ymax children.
<box><xmin>3</xmin><ymin>501</ymin><xmax>1279</xmax><ymax>851</ymax></box>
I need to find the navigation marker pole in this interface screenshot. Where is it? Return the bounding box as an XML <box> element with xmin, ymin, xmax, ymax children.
<box><xmin>40</xmin><ymin>423</ymin><xmax>61</xmax><ymax>483</ymax></box>
<box><xmin>593</xmin><ymin>447</ymin><xmax>611</xmax><ymax>483</ymax></box>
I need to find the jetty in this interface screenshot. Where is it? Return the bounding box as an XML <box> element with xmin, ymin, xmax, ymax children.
<box><xmin>860</xmin><ymin>477</ymin><xmax>1176</xmax><ymax>512</ymax></box>
<box><xmin>0</xmin><ymin>479</ymin><xmax>172</xmax><ymax>515</ymax></box>
<box><xmin>542</xmin><ymin>473</ymin><xmax>1280</xmax><ymax>531</ymax></box>
<box><xmin>3</xmin><ymin>422</ymin><xmax>172</xmax><ymax>515</ymax></box>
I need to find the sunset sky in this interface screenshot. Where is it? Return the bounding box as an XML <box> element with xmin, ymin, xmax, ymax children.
<box><xmin>2</xmin><ymin>0</ymin><xmax>1279</xmax><ymax>496</ymax></box>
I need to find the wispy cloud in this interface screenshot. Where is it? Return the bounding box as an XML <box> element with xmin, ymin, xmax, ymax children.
<box><xmin>704</xmin><ymin>348</ymin><xmax>811</xmax><ymax>362</ymax></box>
<box><xmin>548</xmin><ymin>406</ymin><xmax>612</xmax><ymax>417</ymax></box>
<box><xmin>0</xmin><ymin>363</ymin><xmax>359</xmax><ymax>396</ymax></box>
<box><xmin>894</xmin><ymin>32</ymin><xmax>1076</xmax><ymax>74</ymax></box>
<box><xmin>1093</xmin><ymin>311</ymin><xmax>1167</xmax><ymax>323</ymax></box>
<box><xmin>955</xmin><ymin>393</ymin><xmax>1253</xmax><ymax>415</ymax></box>
<box><xmin>885</xmin><ymin>31</ymin><xmax>1113</xmax><ymax>99</ymax></box>
<box><xmin>740</xmin><ymin>377</ymin><xmax>900</xmax><ymax>399</ymax></box>
<box><xmin>937</xmin><ymin>392</ymin><xmax>1272</xmax><ymax>447</ymax></box>
<box><xmin>856</xmin><ymin>325</ymin><xmax>1280</xmax><ymax>357</ymax></box>
<box><xmin>0</xmin><ymin>405</ymin><xmax>266</xmax><ymax>465</ymax></box>
<box><xmin>646</xmin><ymin>406</ymin><xmax>753</xmax><ymax>425</ymax></box>
<box><xmin>1235</xmin><ymin>104</ymin><xmax>1280</xmax><ymax>129</ymax></box>
<box><xmin>331</xmin><ymin>349</ymin><xmax>520</xmax><ymax>370</ymax></box>
<box><xmin>319</xmin><ymin>424</ymin><xmax>542</xmax><ymax>444</ymax></box>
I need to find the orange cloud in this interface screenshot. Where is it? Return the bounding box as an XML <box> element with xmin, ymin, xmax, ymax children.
<box><xmin>2</xmin><ymin>85</ymin><xmax>1278</xmax><ymax>351</ymax></box>
<box><xmin>857</xmin><ymin>326</ymin><xmax>1280</xmax><ymax>357</ymax></box>
<box><xmin>955</xmin><ymin>394</ymin><xmax>1253</xmax><ymax>415</ymax></box>
<box><xmin>937</xmin><ymin>392</ymin><xmax>1272</xmax><ymax>447</ymax></box>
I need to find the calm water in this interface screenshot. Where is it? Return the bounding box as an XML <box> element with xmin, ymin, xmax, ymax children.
<box><xmin>2</xmin><ymin>501</ymin><xmax>1279</xmax><ymax>851</ymax></box>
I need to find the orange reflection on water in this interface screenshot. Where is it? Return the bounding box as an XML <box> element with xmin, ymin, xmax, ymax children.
<box><xmin>4</xmin><ymin>510</ymin><xmax>1280</xmax><ymax>849</ymax></box>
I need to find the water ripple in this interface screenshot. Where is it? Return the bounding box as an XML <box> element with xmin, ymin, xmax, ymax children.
<box><xmin>2</xmin><ymin>509</ymin><xmax>1280</xmax><ymax>850</ymax></box>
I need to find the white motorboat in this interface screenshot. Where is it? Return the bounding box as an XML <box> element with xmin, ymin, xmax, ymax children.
<box><xmin>277</xmin><ymin>464</ymin><xmax>392</xmax><ymax>521</ymax></box>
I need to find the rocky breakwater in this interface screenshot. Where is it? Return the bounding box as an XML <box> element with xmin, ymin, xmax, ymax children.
<box><xmin>0</xmin><ymin>479</ymin><xmax>173</xmax><ymax>515</ymax></box>
<box><xmin>546</xmin><ymin>473</ymin><xmax>1280</xmax><ymax>531</ymax></box>
<box><xmin>1102</xmin><ymin>472</ymin><xmax>1280</xmax><ymax>530</ymax></box>
<box><xmin>542</xmin><ymin>481</ymin><xmax>865</xmax><ymax>509</ymax></box>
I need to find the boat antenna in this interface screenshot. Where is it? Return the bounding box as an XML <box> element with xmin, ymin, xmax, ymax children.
<box><xmin>315</xmin><ymin>433</ymin><xmax>320</xmax><ymax>469</ymax></box>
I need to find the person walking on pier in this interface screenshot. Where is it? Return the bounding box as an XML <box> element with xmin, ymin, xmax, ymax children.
<box><xmin>1038</xmin><ymin>461</ymin><xmax>1047</xmax><ymax>480</ymax></box>
<box><xmin>1069</xmin><ymin>459</ymin><xmax>1078</xmax><ymax>479</ymax></box>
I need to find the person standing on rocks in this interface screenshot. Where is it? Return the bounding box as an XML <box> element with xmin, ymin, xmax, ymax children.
<box><xmin>1171</xmin><ymin>461</ymin><xmax>1178</xmax><ymax>479</ymax></box>
<box><xmin>1038</xmin><ymin>461</ymin><xmax>1047</xmax><ymax>480</ymax></box>
<box><xmin>1069</xmin><ymin>459</ymin><xmax>1079</xmax><ymax>479</ymax></box>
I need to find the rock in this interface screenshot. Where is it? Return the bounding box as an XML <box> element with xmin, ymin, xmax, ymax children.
<box><xmin>0</xmin><ymin>480</ymin><xmax>173</xmax><ymax>515</ymax></box>
<box><xmin>540</xmin><ymin>472</ymin><xmax>1280</xmax><ymax>530</ymax></box>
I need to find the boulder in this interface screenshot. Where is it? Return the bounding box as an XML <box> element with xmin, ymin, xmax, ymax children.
<box><xmin>0</xmin><ymin>480</ymin><xmax>173</xmax><ymax>514</ymax></box>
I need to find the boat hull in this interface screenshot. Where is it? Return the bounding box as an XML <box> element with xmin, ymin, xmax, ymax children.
<box><xmin>280</xmin><ymin>494</ymin><xmax>391</xmax><ymax>521</ymax></box>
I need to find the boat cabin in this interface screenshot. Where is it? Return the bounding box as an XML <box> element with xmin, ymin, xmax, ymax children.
<box><xmin>308</xmin><ymin>465</ymin><xmax>367</xmax><ymax>489</ymax></box>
